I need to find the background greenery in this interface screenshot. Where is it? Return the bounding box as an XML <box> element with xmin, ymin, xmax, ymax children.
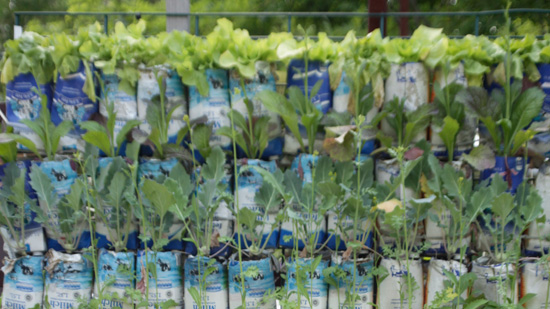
<box><xmin>1</xmin><ymin>0</ymin><xmax>548</xmax><ymax>43</ymax></box>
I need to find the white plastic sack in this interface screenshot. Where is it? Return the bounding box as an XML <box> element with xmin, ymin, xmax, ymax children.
<box><xmin>377</xmin><ymin>258</ymin><xmax>423</xmax><ymax>309</ymax></box>
<box><xmin>425</xmin><ymin>259</ymin><xmax>467</xmax><ymax>307</ymax></box>
<box><xmin>471</xmin><ymin>257</ymin><xmax>517</xmax><ymax>305</ymax></box>
<box><xmin>2</xmin><ymin>255</ymin><xmax>44</xmax><ymax>309</ymax></box>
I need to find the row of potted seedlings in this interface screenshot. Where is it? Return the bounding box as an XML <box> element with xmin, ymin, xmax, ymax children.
<box><xmin>1</xmin><ymin>18</ymin><xmax>550</xmax><ymax>309</ymax></box>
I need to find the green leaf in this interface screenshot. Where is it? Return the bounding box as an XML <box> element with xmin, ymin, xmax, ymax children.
<box><xmin>82</xmin><ymin>131</ymin><xmax>111</xmax><ymax>156</ymax></box>
<box><xmin>491</xmin><ymin>193</ymin><xmax>515</xmax><ymax>221</ymax></box>
<box><xmin>0</xmin><ymin>133</ymin><xmax>41</xmax><ymax>159</ymax></box>
<box><xmin>116</xmin><ymin>120</ymin><xmax>141</xmax><ymax>151</ymax></box>
<box><xmin>461</xmin><ymin>144</ymin><xmax>495</xmax><ymax>171</ymax></box>
<box><xmin>202</xmin><ymin>147</ymin><xmax>226</xmax><ymax>182</ymax></box>
<box><xmin>256</xmin><ymin>90</ymin><xmax>304</xmax><ymax>152</ymax></box>
<box><xmin>438</xmin><ymin>116</ymin><xmax>459</xmax><ymax>160</ymax></box>
<box><xmin>142</xmin><ymin>179</ymin><xmax>175</xmax><ymax>219</ymax></box>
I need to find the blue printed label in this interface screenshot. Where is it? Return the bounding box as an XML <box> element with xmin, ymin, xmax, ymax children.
<box><xmin>6</xmin><ymin>73</ymin><xmax>53</xmax><ymax>125</ymax></box>
<box><xmin>138</xmin><ymin>158</ymin><xmax>178</xmax><ymax>181</ymax></box>
<box><xmin>328</xmin><ymin>259</ymin><xmax>374</xmax><ymax>309</ymax></box>
<box><xmin>290</xmin><ymin>154</ymin><xmax>319</xmax><ymax>183</ymax></box>
<box><xmin>97</xmin><ymin>249</ymin><xmax>135</xmax><ymax>309</ymax></box>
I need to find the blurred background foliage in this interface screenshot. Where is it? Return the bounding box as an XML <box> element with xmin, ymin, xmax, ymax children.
<box><xmin>0</xmin><ymin>0</ymin><xmax>548</xmax><ymax>44</ymax></box>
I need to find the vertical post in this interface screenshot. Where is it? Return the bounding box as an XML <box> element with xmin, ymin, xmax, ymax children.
<box><xmin>287</xmin><ymin>15</ymin><xmax>292</xmax><ymax>33</ymax></box>
<box><xmin>368</xmin><ymin>0</ymin><xmax>388</xmax><ymax>35</ymax></box>
<box><xmin>380</xmin><ymin>16</ymin><xmax>385</xmax><ymax>38</ymax></box>
<box><xmin>195</xmin><ymin>16</ymin><xmax>199</xmax><ymax>36</ymax></box>
<box><xmin>474</xmin><ymin>15</ymin><xmax>480</xmax><ymax>36</ymax></box>
<box><xmin>104</xmin><ymin>15</ymin><xmax>109</xmax><ymax>34</ymax></box>
<box><xmin>13</xmin><ymin>14</ymin><xmax>22</xmax><ymax>39</ymax></box>
<box><xmin>166</xmin><ymin>0</ymin><xmax>190</xmax><ymax>32</ymax></box>
<box><xmin>399</xmin><ymin>0</ymin><xmax>409</xmax><ymax>36</ymax></box>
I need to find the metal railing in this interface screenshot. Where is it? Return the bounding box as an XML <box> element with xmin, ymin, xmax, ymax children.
<box><xmin>13</xmin><ymin>9</ymin><xmax>550</xmax><ymax>38</ymax></box>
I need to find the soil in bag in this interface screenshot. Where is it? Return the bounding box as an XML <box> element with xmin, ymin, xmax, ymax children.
<box><xmin>228</xmin><ymin>255</ymin><xmax>276</xmax><ymax>309</ymax></box>
<box><xmin>96</xmin><ymin>249</ymin><xmax>135</xmax><ymax>309</ymax></box>
<box><xmin>44</xmin><ymin>250</ymin><xmax>93</xmax><ymax>308</ymax></box>
<box><xmin>51</xmin><ymin>61</ymin><xmax>99</xmax><ymax>135</ymax></box>
<box><xmin>35</xmin><ymin>160</ymin><xmax>91</xmax><ymax>251</ymax></box>
<box><xmin>137</xmin><ymin>250</ymin><xmax>184</xmax><ymax>309</ymax></box>
<box><xmin>184</xmin><ymin>256</ymin><xmax>228</xmax><ymax>309</ymax></box>
<box><xmin>1</xmin><ymin>255</ymin><xmax>45</xmax><ymax>309</ymax></box>
<box><xmin>6</xmin><ymin>72</ymin><xmax>54</xmax><ymax>125</ymax></box>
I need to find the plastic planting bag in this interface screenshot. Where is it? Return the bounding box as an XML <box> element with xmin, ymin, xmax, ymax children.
<box><xmin>479</xmin><ymin>156</ymin><xmax>526</xmax><ymax>194</ymax></box>
<box><xmin>520</xmin><ymin>261</ymin><xmax>550</xmax><ymax>308</ymax></box>
<box><xmin>382</xmin><ymin>62</ymin><xmax>429</xmax><ymax>142</ymax></box>
<box><xmin>101</xmin><ymin>72</ymin><xmax>138</xmax><ymax>120</ymax></box>
<box><xmin>230</xmin><ymin>61</ymin><xmax>284</xmax><ymax>158</ymax></box>
<box><xmin>234</xmin><ymin>159</ymin><xmax>279</xmax><ymax>249</ymax></box>
<box><xmin>286</xmin><ymin>257</ymin><xmax>329</xmax><ymax>309</ymax></box>
<box><xmin>526</xmin><ymin>163</ymin><xmax>550</xmax><ymax>255</ymax></box>
<box><xmin>287</xmin><ymin>59</ymin><xmax>332</xmax><ymax>114</ymax></box>
<box><xmin>471</xmin><ymin>257</ymin><xmax>517</xmax><ymax>305</ymax></box>
<box><xmin>425</xmin><ymin>259</ymin><xmax>468</xmax><ymax>307</ymax></box>
<box><xmin>44</xmin><ymin>250</ymin><xmax>93</xmax><ymax>308</ymax></box>
<box><xmin>0</xmin><ymin>161</ymin><xmax>46</xmax><ymax>255</ymax></box>
<box><xmin>35</xmin><ymin>160</ymin><xmax>91</xmax><ymax>251</ymax></box>
<box><xmin>137</xmin><ymin>67</ymin><xmax>187</xmax><ymax>144</ymax></box>
<box><xmin>189</xmin><ymin>68</ymin><xmax>231</xmax><ymax>149</ymax></box>
<box><xmin>290</xmin><ymin>154</ymin><xmax>318</xmax><ymax>184</ymax></box>
<box><xmin>328</xmin><ymin>256</ymin><xmax>374</xmax><ymax>309</ymax></box>
<box><xmin>51</xmin><ymin>61</ymin><xmax>98</xmax><ymax>135</ymax></box>
<box><xmin>6</xmin><ymin>72</ymin><xmax>54</xmax><ymax>125</ymax></box>
<box><xmin>137</xmin><ymin>251</ymin><xmax>184</xmax><ymax>309</ymax></box>
<box><xmin>228</xmin><ymin>255</ymin><xmax>275</xmax><ymax>309</ymax></box>
<box><xmin>184</xmin><ymin>256</ymin><xmax>228</xmax><ymax>309</ymax></box>
<box><xmin>377</xmin><ymin>258</ymin><xmax>423</xmax><ymax>309</ymax></box>
<box><xmin>1</xmin><ymin>255</ymin><xmax>44</xmax><ymax>309</ymax></box>
<box><xmin>96</xmin><ymin>249</ymin><xmax>135</xmax><ymax>309</ymax></box>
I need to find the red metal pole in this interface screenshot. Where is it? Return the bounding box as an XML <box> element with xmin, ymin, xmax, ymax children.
<box><xmin>368</xmin><ymin>0</ymin><xmax>387</xmax><ymax>35</ymax></box>
<box><xmin>400</xmin><ymin>0</ymin><xmax>410</xmax><ymax>36</ymax></box>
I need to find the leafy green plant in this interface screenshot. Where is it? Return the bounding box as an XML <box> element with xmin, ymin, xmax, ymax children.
<box><xmin>0</xmin><ymin>163</ymin><xmax>34</xmax><ymax>254</ymax></box>
<box><xmin>29</xmin><ymin>165</ymin><xmax>88</xmax><ymax>253</ymax></box>
<box><xmin>50</xmin><ymin>23</ymin><xmax>104</xmax><ymax>101</ymax></box>
<box><xmin>457</xmin><ymin>82</ymin><xmax>544</xmax><ymax>160</ymax></box>
<box><xmin>381</xmin><ymin>25</ymin><xmax>447</xmax><ymax>66</ymax></box>
<box><xmin>0</xmin><ymin>31</ymin><xmax>55</xmax><ymax>86</ymax></box>
<box><xmin>431</xmin><ymin>82</ymin><xmax>467</xmax><ymax>162</ymax></box>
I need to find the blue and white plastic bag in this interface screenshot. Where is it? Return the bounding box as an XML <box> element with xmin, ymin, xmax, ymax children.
<box><xmin>228</xmin><ymin>256</ymin><xmax>275</xmax><ymax>309</ymax></box>
<box><xmin>44</xmin><ymin>250</ymin><xmax>93</xmax><ymax>308</ymax></box>
<box><xmin>286</xmin><ymin>257</ymin><xmax>329</xmax><ymax>309</ymax></box>
<box><xmin>6</xmin><ymin>72</ymin><xmax>53</xmax><ymax>125</ymax></box>
<box><xmin>96</xmin><ymin>249</ymin><xmax>135</xmax><ymax>309</ymax></box>
<box><xmin>137</xmin><ymin>251</ymin><xmax>184</xmax><ymax>309</ymax></box>
<box><xmin>184</xmin><ymin>256</ymin><xmax>228</xmax><ymax>309</ymax></box>
<box><xmin>1</xmin><ymin>255</ymin><xmax>44</xmax><ymax>309</ymax></box>
<box><xmin>51</xmin><ymin>61</ymin><xmax>98</xmax><ymax>134</ymax></box>
<box><xmin>328</xmin><ymin>256</ymin><xmax>374</xmax><ymax>309</ymax></box>
<box><xmin>189</xmin><ymin>68</ymin><xmax>231</xmax><ymax>149</ymax></box>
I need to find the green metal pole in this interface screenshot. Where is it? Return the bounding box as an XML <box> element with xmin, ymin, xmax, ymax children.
<box><xmin>195</xmin><ymin>15</ymin><xmax>199</xmax><ymax>35</ymax></box>
<box><xmin>288</xmin><ymin>14</ymin><xmax>292</xmax><ymax>33</ymax></box>
<box><xmin>475</xmin><ymin>15</ymin><xmax>480</xmax><ymax>36</ymax></box>
<box><xmin>15</xmin><ymin>14</ymin><xmax>20</xmax><ymax>26</ymax></box>
<box><xmin>104</xmin><ymin>14</ymin><xmax>109</xmax><ymax>34</ymax></box>
<box><xmin>380</xmin><ymin>16</ymin><xmax>385</xmax><ymax>37</ymax></box>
